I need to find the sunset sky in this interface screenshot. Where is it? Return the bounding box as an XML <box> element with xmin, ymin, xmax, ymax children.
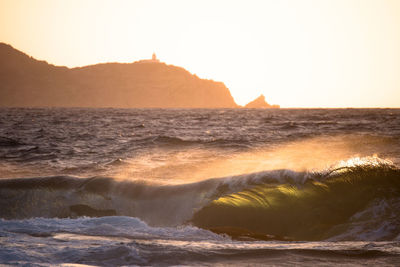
<box><xmin>1</xmin><ymin>0</ymin><xmax>399</xmax><ymax>107</ymax></box>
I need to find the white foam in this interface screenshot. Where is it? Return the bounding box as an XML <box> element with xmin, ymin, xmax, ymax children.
<box><xmin>0</xmin><ymin>216</ymin><xmax>225</xmax><ymax>242</ymax></box>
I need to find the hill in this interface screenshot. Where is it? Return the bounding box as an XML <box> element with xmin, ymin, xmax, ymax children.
<box><xmin>0</xmin><ymin>43</ymin><xmax>238</xmax><ymax>108</ymax></box>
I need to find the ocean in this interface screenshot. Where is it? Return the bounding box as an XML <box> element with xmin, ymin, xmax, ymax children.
<box><xmin>0</xmin><ymin>108</ymin><xmax>400</xmax><ymax>266</ymax></box>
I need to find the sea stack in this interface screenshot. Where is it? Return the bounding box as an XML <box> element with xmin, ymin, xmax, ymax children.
<box><xmin>244</xmin><ymin>95</ymin><xmax>279</xmax><ymax>108</ymax></box>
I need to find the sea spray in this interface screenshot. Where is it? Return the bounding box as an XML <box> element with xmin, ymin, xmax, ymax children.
<box><xmin>1</xmin><ymin>156</ymin><xmax>400</xmax><ymax>241</ymax></box>
<box><xmin>191</xmin><ymin>157</ymin><xmax>400</xmax><ymax>240</ymax></box>
<box><xmin>1</xmin><ymin>108</ymin><xmax>400</xmax><ymax>266</ymax></box>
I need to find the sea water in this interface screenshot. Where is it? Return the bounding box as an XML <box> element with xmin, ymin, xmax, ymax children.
<box><xmin>0</xmin><ymin>108</ymin><xmax>400</xmax><ymax>266</ymax></box>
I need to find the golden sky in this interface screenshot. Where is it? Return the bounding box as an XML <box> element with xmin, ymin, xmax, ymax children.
<box><xmin>1</xmin><ymin>0</ymin><xmax>399</xmax><ymax>107</ymax></box>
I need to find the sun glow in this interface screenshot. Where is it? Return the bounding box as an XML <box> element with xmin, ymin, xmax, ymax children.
<box><xmin>111</xmin><ymin>135</ymin><xmax>390</xmax><ymax>184</ymax></box>
<box><xmin>1</xmin><ymin>0</ymin><xmax>400</xmax><ymax>107</ymax></box>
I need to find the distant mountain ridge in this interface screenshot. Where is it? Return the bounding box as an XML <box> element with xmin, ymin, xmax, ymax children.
<box><xmin>0</xmin><ymin>43</ymin><xmax>238</xmax><ymax>108</ymax></box>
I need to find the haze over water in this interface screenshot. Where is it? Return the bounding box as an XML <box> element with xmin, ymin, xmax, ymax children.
<box><xmin>1</xmin><ymin>108</ymin><xmax>400</xmax><ymax>266</ymax></box>
<box><xmin>1</xmin><ymin>0</ymin><xmax>400</xmax><ymax>265</ymax></box>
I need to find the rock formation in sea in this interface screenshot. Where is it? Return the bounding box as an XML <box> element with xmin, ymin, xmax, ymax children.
<box><xmin>0</xmin><ymin>43</ymin><xmax>238</xmax><ymax>108</ymax></box>
<box><xmin>244</xmin><ymin>95</ymin><xmax>279</xmax><ymax>108</ymax></box>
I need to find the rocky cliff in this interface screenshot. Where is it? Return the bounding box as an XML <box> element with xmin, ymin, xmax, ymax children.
<box><xmin>244</xmin><ymin>95</ymin><xmax>279</xmax><ymax>108</ymax></box>
<box><xmin>0</xmin><ymin>43</ymin><xmax>238</xmax><ymax>108</ymax></box>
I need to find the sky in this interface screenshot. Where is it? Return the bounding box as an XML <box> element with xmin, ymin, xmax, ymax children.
<box><xmin>1</xmin><ymin>0</ymin><xmax>400</xmax><ymax>107</ymax></box>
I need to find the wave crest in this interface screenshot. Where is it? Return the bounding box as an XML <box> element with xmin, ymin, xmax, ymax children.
<box><xmin>191</xmin><ymin>157</ymin><xmax>400</xmax><ymax>241</ymax></box>
<box><xmin>0</xmin><ymin>156</ymin><xmax>399</xmax><ymax>241</ymax></box>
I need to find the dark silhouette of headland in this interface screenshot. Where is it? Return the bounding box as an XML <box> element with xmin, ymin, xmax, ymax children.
<box><xmin>0</xmin><ymin>43</ymin><xmax>278</xmax><ymax>108</ymax></box>
<box><xmin>244</xmin><ymin>95</ymin><xmax>279</xmax><ymax>108</ymax></box>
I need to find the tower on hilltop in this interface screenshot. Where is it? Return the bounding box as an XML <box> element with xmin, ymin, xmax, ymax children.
<box><xmin>137</xmin><ymin>53</ymin><xmax>160</xmax><ymax>63</ymax></box>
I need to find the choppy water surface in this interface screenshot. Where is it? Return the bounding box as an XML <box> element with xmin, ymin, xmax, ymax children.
<box><xmin>0</xmin><ymin>108</ymin><xmax>400</xmax><ymax>266</ymax></box>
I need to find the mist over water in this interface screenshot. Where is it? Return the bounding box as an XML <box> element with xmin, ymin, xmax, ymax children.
<box><xmin>0</xmin><ymin>108</ymin><xmax>400</xmax><ymax>266</ymax></box>
<box><xmin>1</xmin><ymin>108</ymin><xmax>399</xmax><ymax>179</ymax></box>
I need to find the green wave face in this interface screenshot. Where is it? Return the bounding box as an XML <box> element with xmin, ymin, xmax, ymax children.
<box><xmin>191</xmin><ymin>164</ymin><xmax>400</xmax><ymax>241</ymax></box>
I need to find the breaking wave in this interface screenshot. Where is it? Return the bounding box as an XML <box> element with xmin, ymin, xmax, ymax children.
<box><xmin>0</xmin><ymin>156</ymin><xmax>399</xmax><ymax>241</ymax></box>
